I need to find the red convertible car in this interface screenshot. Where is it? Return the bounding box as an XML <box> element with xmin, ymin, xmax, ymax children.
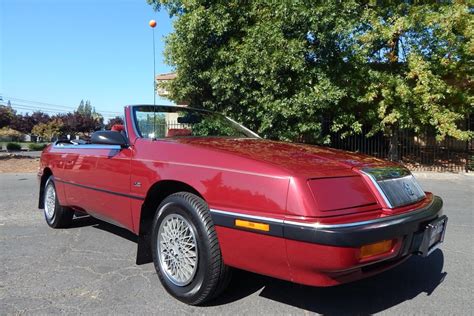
<box><xmin>38</xmin><ymin>105</ymin><xmax>447</xmax><ymax>305</ymax></box>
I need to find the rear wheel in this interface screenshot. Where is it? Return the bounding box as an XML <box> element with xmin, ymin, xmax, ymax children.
<box><xmin>151</xmin><ymin>192</ymin><xmax>231</xmax><ymax>305</ymax></box>
<box><xmin>43</xmin><ymin>176</ymin><xmax>74</xmax><ymax>228</ymax></box>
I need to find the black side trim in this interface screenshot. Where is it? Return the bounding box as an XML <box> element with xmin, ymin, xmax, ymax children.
<box><xmin>56</xmin><ymin>179</ymin><xmax>145</xmax><ymax>201</ymax></box>
<box><xmin>210</xmin><ymin>196</ymin><xmax>444</xmax><ymax>247</ymax></box>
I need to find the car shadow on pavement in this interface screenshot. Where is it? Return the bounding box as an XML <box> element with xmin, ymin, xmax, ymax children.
<box><xmin>209</xmin><ymin>250</ymin><xmax>446</xmax><ymax>314</ymax></box>
<box><xmin>66</xmin><ymin>215</ymin><xmax>446</xmax><ymax>313</ymax></box>
<box><xmin>69</xmin><ymin>215</ymin><xmax>138</xmax><ymax>243</ymax></box>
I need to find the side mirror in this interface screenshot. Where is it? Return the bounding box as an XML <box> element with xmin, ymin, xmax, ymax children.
<box><xmin>91</xmin><ymin>131</ymin><xmax>128</xmax><ymax>147</ymax></box>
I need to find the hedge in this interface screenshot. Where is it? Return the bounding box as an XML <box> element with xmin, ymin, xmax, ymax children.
<box><xmin>6</xmin><ymin>143</ymin><xmax>22</xmax><ymax>151</ymax></box>
<box><xmin>28</xmin><ymin>143</ymin><xmax>48</xmax><ymax>151</ymax></box>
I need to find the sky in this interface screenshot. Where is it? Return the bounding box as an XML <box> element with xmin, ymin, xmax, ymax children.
<box><xmin>1</xmin><ymin>0</ymin><xmax>174</xmax><ymax>120</ymax></box>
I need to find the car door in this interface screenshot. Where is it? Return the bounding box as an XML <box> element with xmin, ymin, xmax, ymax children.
<box><xmin>63</xmin><ymin>145</ymin><xmax>133</xmax><ymax>231</ymax></box>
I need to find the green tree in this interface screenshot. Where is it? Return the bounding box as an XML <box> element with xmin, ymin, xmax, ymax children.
<box><xmin>77</xmin><ymin>100</ymin><xmax>85</xmax><ymax>115</ymax></box>
<box><xmin>31</xmin><ymin>119</ymin><xmax>64</xmax><ymax>141</ymax></box>
<box><xmin>77</xmin><ymin>99</ymin><xmax>93</xmax><ymax>117</ymax></box>
<box><xmin>71</xmin><ymin>99</ymin><xmax>103</xmax><ymax>133</ymax></box>
<box><xmin>91</xmin><ymin>106</ymin><xmax>103</xmax><ymax>122</ymax></box>
<box><xmin>84</xmin><ymin>100</ymin><xmax>92</xmax><ymax>117</ymax></box>
<box><xmin>0</xmin><ymin>127</ymin><xmax>23</xmax><ymax>141</ymax></box>
<box><xmin>148</xmin><ymin>0</ymin><xmax>473</xmax><ymax>158</ymax></box>
<box><xmin>0</xmin><ymin>103</ymin><xmax>16</xmax><ymax>128</ymax></box>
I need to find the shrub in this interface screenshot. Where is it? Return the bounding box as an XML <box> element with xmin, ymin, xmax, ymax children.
<box><xmin>6</xmin><ymin>142</ymin><xmax>22</xmax><ymax>151</ymax></box>
<box><xmin>28</xmin><ymin>143</ymin><xmax>48</xmax><ymax>151</ymax></box>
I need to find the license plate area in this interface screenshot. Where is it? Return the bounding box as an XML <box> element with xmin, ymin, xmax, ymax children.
<box><xmin>418</xmin><ymin>215</ymin><xmax>447</xmax><ymax>257</ymax></box>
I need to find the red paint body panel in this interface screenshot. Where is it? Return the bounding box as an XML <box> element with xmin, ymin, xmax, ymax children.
<box><xmin>215</xmin><ymin>226</ymin><xmax>291</xmax><ymax>281</ymax></box>
<box><xmin>38</xmin><ymin>105</ymin><xmax>440</xmax><ymax>287</ymax></box>
<box><xmin>285</xmin><ymin>238</ymin><xmax>403</xmax><ymax>286</ymax></box>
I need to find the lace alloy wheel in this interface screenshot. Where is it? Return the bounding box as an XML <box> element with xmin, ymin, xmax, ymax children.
<box><xmin>157</xmin><ymin>214</ymin><xmax>198</xmax><ymax>286</ymax></box>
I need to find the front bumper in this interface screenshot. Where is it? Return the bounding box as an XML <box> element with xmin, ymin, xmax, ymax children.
<box><xmin>285</xmin><ymin>195</ymin><xmax>446</xmax><ymax>286</ymax></box>
<box><xmin>284</xmin><ymin>195</ymin><xmax>444</xmax><ymax>247</ymax></box>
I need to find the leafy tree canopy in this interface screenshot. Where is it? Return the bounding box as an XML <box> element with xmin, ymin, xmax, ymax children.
<box><xmin>11</xmin><ymin>111</ymin><xmax>50</xmax><ymax>134</ymax></box>
<box><xmin>77</xmin><ymin>100</ymin><xmax>93</xmax><ymax>116</ymax></box>
<box><xmin>57</xmin><ymin>111</ymin><xmax>103</xmax><ymax>135</ymax></box>
<box><xmin>55</xmin><ymin>100</ymin><xmax>104</xmax><ymax>135</ymax></box>
<box><xmin>31</xmin><ymin>119</ymin><xmax>64</xmax><ymax>141</ymax></box>
<box><xmin>148</xmin><ymin>0</ymin><xmax>473</xmax><ymax>143</ymax></box>
<box><xmin>0</xmin><ymin>105</ymin><xmax>16</xmax><ymax>128</ymax></box>
<box><xmin>1</xmin><ymin>99</ymin><xmax>104</xmax><ymax>136</ymax></box>
<box><xmin>0</xmin><ymin>127</ymin><xmax>23</xmax><ymax>140</ymax></box>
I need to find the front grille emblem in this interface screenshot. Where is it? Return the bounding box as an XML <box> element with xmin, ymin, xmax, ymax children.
<box><xmin>362</xmin><ymin>167</ymin><xmax>426</xmax><ymax>208</ymax></box>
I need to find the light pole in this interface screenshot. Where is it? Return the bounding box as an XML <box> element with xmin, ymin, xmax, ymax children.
<box><xmin>149</xmin><ymin>19</ymin><xmax>157</xmax><ymax>139</ymax></box>
<box><xmin>149</xmin><ymin>19</ymin><xmax>157</xmax><ymax>106</ymax></box>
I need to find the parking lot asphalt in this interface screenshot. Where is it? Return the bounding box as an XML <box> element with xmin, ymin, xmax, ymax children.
<box><xmin>0</xmin><ymin>172</ymin><xmax>473</xmax><ymax>315</ymax></box>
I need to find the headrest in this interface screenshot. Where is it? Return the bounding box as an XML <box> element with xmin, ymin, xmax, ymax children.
<box><xmin>111</xmin><ymin>124</ymin><xmax>125</xmax><ymax>132</ymax></box>
<box><xmin>167</xmin><ymin>128</ymin><xmax>192</xmax><ymax>137</ymax></box>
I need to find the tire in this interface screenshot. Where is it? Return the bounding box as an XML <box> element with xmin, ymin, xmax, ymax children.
<box><xmin>151</xmin><ymin>192</ymin><xmax>231</xmax><ymax>305</ymax></box>
<box><xmin>43</xmin><ymin>176</ymin><xmax>74</xmax><ymax>228</ymax></box>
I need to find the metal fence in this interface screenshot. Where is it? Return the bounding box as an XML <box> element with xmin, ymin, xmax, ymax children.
<box><xmin>326</xmin><ymin>119</ymin><xmax>473</xmax><ymax>172</ymax></box>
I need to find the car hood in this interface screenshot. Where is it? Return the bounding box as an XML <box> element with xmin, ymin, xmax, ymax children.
<box><xmin>169</xmin><ymin>138</ymin><xmax>397</xmax><ymax>177</ymax></box>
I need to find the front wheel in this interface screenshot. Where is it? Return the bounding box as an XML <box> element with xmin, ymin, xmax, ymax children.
<box><xmin>151</xmin><ymin>192</ymin><xmax>231</xmax><ymax>305</ymax></box>
<box><xmin>43</xmin><ymin>176</ymin><xmax>74</xmax><ymax>228</ymax></box>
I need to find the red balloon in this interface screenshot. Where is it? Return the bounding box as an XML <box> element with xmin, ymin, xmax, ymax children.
<box><xmin>149</xmin><ymin>20</ymin><xmax>157</xmax><ymax>28</ymax></box>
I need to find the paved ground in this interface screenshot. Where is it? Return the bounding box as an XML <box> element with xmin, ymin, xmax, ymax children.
<box><xmin>0</xmin><ymin>172</ymin><xmax>472</xmax><ymax>315</ymax></box>
<box><xmin>0</xmin><ymin>151</ymin><xmax>42</xmax><ymax>158</ymax></box>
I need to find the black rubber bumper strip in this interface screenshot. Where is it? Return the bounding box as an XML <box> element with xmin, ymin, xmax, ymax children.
<box><xmin>210</xmin><ymin>196</ymin><xmax>444</xmax><ymax>247</ymax></box>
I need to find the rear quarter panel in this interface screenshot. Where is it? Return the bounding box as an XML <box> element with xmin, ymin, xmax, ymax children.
<box><xmin>40</xmin><ymin>146</ymin><xmax>68</xmax><ymax>205</ymax></box>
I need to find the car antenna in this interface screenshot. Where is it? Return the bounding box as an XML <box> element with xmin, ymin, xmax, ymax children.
<box><xmin>150</xmin><ymin>19</ymin><xmax>157</xmax><ymax>140</ymax></box>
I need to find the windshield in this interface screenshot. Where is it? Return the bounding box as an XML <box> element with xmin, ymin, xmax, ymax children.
<box><xmin>132</xmin><ymin>105</ymin><xmax>259</xmax><ymax>139</ymax></box>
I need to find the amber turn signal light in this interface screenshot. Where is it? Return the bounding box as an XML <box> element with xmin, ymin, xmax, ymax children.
<box><xmin>235</xmin><ymin>219</ymin><xmax>270</xmax><ymax>232</ymax></box>
<box><xmin>359</xmin><ymin>240</ymin><xmax>393</xmax><ymax>259</ymax></box>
